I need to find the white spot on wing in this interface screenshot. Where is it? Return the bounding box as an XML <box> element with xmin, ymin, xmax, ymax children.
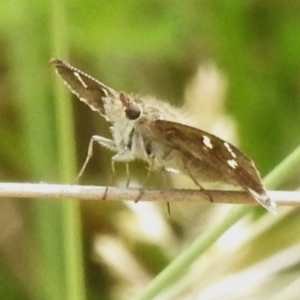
<box><xmin>227</xmin><ymin>159</ymin><xmax>238</xmax><ymax>169</ymax></box>
<box><xmin>165</xmin><ymin>168</ymin><xmax>179</xmax><ymax>174</ymax></box>
<box><xmin>224</xmin><ymin>142</ymin><xmax>237</xmax><ymax>158</ymax></box>
<box><xmin>102</xmin><ymin>88</ymin><xmax>109</xmax><ymax>97</ymax></box>
<box><xmin>74</xmin><ymin>71</ymin><xmax>88</xmax><ymax>88</ymax></box>
<box><xmin>203</xmin><ymin>135</ymin><xmax>213</xmax><ymax>149</ymax></box>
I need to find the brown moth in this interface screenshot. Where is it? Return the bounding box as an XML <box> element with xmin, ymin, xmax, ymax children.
<box><xmin>50</xmin><ymin>58</ymin><xmax>276</xmax><ymax>214</ymax></box>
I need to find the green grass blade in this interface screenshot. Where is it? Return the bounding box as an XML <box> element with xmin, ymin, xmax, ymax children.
<box><xmin>132</xmin><ymin>143</ymin><xmax>300</xmax><ymax>300</ymax></box>
<box><xmin>50</xmin><ymin>1</ymin><xmax>86</xmax><ymax>300</ymax></box>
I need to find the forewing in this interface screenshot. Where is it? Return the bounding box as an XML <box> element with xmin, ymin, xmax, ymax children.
<box><xmin>50</xmin><ymin>58</ymin><xmax>118</xmax><ymax>115</ymax></box>
<box><xmin>154</xmin><ymin>120</ymin><xmax>276</xmax><ymax>213</ymax></box>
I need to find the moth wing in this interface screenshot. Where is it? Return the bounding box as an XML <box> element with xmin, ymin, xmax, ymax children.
<box><xmin>154</xmin><ymin>120</ymin><xmax>276</xmax><ymax>213</ymax></box>
<box><xmin>50</xmin><ymin>58</ymin><xmax>118</xmax><ymax>116</ymax></box>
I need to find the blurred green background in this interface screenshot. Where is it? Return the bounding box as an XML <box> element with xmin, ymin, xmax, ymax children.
<box><xmin>1</xmin><ymin>1</ymin><xmax>300</xmax><ymax>300</ymax></box>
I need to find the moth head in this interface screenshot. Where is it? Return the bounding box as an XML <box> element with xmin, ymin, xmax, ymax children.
<box><xmin>119</xmin><ymin>92</ymin><xmax>142</xmax><ymax>120</ymax></box>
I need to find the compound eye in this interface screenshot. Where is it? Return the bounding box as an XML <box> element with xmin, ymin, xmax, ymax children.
<box><xmin>119</xmin><ymin>92</ymin><xmax>141</xmax><ymax>120</ymax></box>
<box><xmin>125</xmin><ymin>104</ymin><xmax>141</xmax><ymax>120</ymax></box>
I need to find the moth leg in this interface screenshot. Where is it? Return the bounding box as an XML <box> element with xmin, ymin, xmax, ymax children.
<box><xmin>137</xmin><ymin>164</ymin><xmax>172</xmax><ymax>216</ymax></box>
<box><xmin>186</xmin><ymin>168</ymin><xmax>213</xmax><ymax>203</ymax></box>
<box><xmin>74</xmin><ymin>135</ymin><xmax>116</xmax><ymax>183</ymax></box>
<box><xmin>103</xmin><ymin>149</ymin><xmax>134</xmax><ymax>199</ymax></box>
<box><xmin>134</xmin><ymin>155</ymin><xmax>155</xmax><ymax>203</ymax></box>
<box><xmin>161</xmin><ymin>171</ymin><xmax>171</xmax><ymax>217</ymax></box>
<box><xmin>74</xmin><ymin>135</ymin><xmax>118</xmax><ymax>200</ymax></box>
<box><xmin>125</xmin><ymin>163</ymin><xmax>131</xmax><ymax>188</ymax></box>
<box><xmin>167</xmin><ymin>203</ymin><xmax>171</xmax><ymax>217</ymax></box>
<box><xmin>164</xmin><ymin>149</ymin><xmax>213</xmax><ymax>203</ymax></box>
<box><xmin>111</xmin><ymin>149</ymin><xmax>134</xmax><ymax>162</ymax></box>
<box><xmin>94</xmin><ymin>136</ymin><xmax>118</xmax><ymax>152</ymax></box>
<box><xmin>103</xmin><ymin>159</ymin><xmax>115</xmax><ymax>200</ymax></box>
<box><xmin>158</xmin><ymin>168</ymin><xmax>172</xmax><ymax>217</ymax></box>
